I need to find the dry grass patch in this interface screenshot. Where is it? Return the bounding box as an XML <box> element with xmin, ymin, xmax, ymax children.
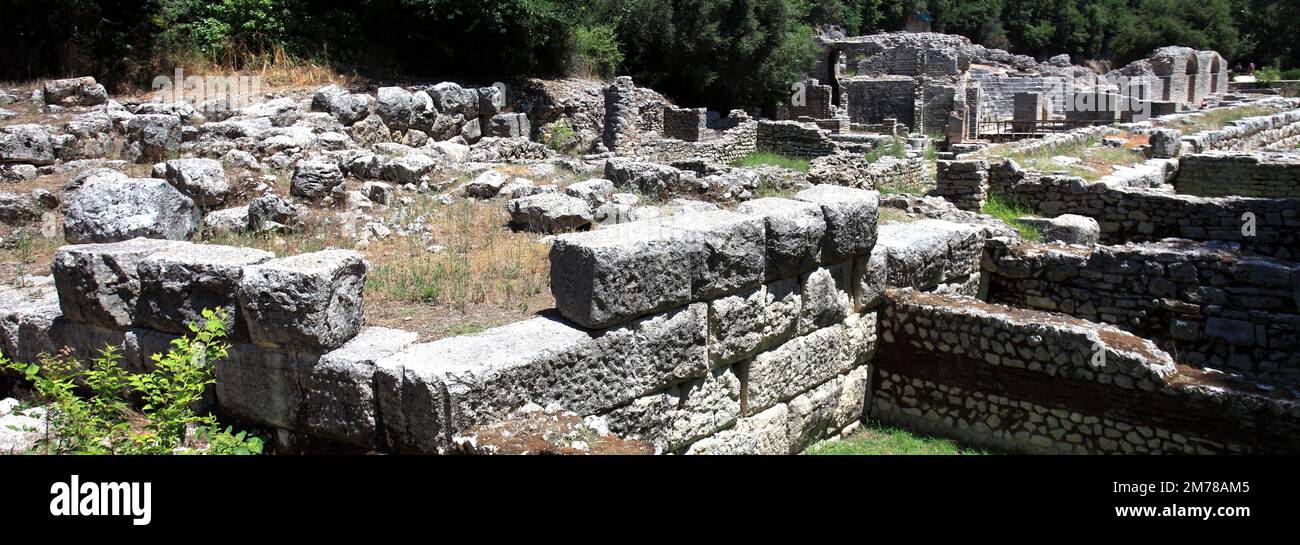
<box><xmin>1162</xmin><ymin>105</ymin><xmax>1284</xmax><ymax>135</ymax></box>
<box><xmin>1007</xmin><ymin>137</ymin><xmax>1143</xmax><ymax>181</ymax></box>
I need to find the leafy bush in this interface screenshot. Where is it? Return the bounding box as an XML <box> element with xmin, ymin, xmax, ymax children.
<box><xmin>569</xmin><ymin>24</ymin><xmax>623</xmax><ymax>79</ymax></box>
<box><xmin>0</xmin><ymin>308</ymin><xmax>263</xmax><ymax>455</ymax></box>
<box><xmin>1257</xmin><ymin>66</ymin><xmax>1282</xmax><ymax>84</ymax></box>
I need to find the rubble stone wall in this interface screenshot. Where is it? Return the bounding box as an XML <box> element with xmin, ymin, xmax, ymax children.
<box><xmin>991</xmin><ymin>169</ymin><xmax>1300</xmax><ymax>261</ymax></box>
<box><xmin>1175</xmin><ymin>152</ymin><xmax>1300</xmax><ymax>198</ymax></box>
<box><xmin>874</xmin><ymin>289</ymin><xmax>1300</xmax><ymax>454</ymax></box>
<box><xmin>755</xmin><ymin>120</ymin><xmax>840</xmax><ymax>158</ymax></box>
<box><xmin>984</xmin><ymin>240</ymin><xmax>1300</xmax><ymax>380</ymax></box>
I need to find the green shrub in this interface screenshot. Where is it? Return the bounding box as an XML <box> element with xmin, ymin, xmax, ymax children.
<box><xmin>569</xmin><ymin>24</ymin><xmax>623</xmax><ymax>79</ymax></box>
<box><xmin>1257</xmin><ymin>66</ymin><xmax>1283</xmax><ymax>84</ymax></box>
<box><xmin>0</xmin><ymin>308</ymin><xmax>263</xmax><ymax>455</ymax></box>
<box><xmin>544</xmin><ymin>122</ymin><xmax>580</xmax><ymax>154</ymax></box>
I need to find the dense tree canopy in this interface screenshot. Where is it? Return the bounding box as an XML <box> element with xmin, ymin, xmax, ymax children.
<box><xmin>1</xmin><ymin>0</ymin><xmax>1296</xmax><ymax>110</ymax></box>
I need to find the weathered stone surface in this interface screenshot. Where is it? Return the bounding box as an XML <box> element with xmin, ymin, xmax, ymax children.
<box><xmin>290</xmin><ymin>159</ymin><xmax>346</xmax><ymax>199</ymax></box>
<box><xmin>379</xmin><ymin>153</ymin><xmax>436</xmax><ymax>184</ymax></box>
<box><xmin>550</xmin><ymin>221</ymin><xmax>697</xmax><ymax>329</ymax></box>
<box><xmin>736</xmin><ymin>197</ymin><xmax>825</xmax><ymax>280</ymax></box>
<box><xmin>0</xmin><ymin>277</ymin><xmax>62</xmax><ymax>363</ymax></box>
<box><xmin>0</xmin><ymin>406</ymin><xmax>44</xmax><ymax>454</ymax></box>
<box><xmin>853</xmin><ymin>244</ymin><xmax>888</xmax><ymax>311</ymax></box>
<box><xmin>486</xmin><ymin>112</ymin><xmax>530</xmax><ymax>138</ymax></box>
<box><xmin>298</xmin><ymin>326</ymin><xmax>418</xmax><ymax>447</ymax></box>
<box><xmin>429</xmin><ymin>82</ymin><xmax>478</xmax><ymax>118</ymax></box>
<box><xmin>0</xmin><ymin>124</ymin><xmax>55</xmax><ymax>165</ymax></box>
<box><xmin>375</xmin><ymin>87</ymin><xmax>414</xmax><ymax>129</ymax></box>
<box><xmin>685</xmin><ymin>403</ymin><xmax>789</xmax><ymax>455</ymax></box>
<box><xmin>655</xmin><ymin>210</ymin><xmax>765</xmax><ymax>300</ymax></box>
<box><xmin>215</xmin><ymin>344</ymin><xmax>320</xmax><ymax>431</ymax></box>
<box><xmin>52</xmin><ymin>238</ymin><xmax>192</xmax><ymax>329</ymax></box>
<box><xmin>1015</xmin><ymin>214</ymin><xmax>1100</xmax><ymax>245</ymax></box>
<box><xmin>376</xmin><ymin>306</ymin><xmax>707</xmax><ymax>452</ymax></box>
<box><xmin>236</xmin><ymin>249</ymin><xmax>367</xmax><ymax>351</ymax></box>
<box><xmin>794</xmin><ymin>185</ymin><xmax>879</xmax><ymax>261</ymax></box>
<box><xmin>163</xmin><ymin>158</ymin><xmax>229</xmax><ymax>206</ymax></box>
<box><xmin>0</xmin><ymin>192</ymin><xmax>40</xmax><ymax>224</ymax></box>
<box><xmin>839</xmin><ymin>311</ymin><xmax>878</xmax><ymax>372</ymax></box>
<box><xmin>0</xmin><ymin>164</ymin><xmax>38</xmax><ymax>182</ymax></box>
<box><xmin>64</xmin><ymin>176</ymin><xmax>199</xmax><ymax>244</ymax></box>
<box><xmin>246</xmin><ymin>194</ymin><xmax>299</xmax><ymax>232</ymax></box>
<box><xmin>833</xmin><ymin>365</ymin><xmax>872</xmax><ymax>431</ymax></box>
<box><xmin>603</xmin><ymin>366</ymin><xmax>741</xmax><ymax>452</ymax></box>
<box><xmin>1149</xmin><ymin>128</ymin><xmax>1182</xmax><ymax>158</ymax></box>
<box><xmin>42</xmin><ymin>76</ymin><xmax>107</xmax><ymax>107</ymax></box>
<box><xmin>464</xmin><ymin>170</ymin><xmax>509</xmax><ymax>199</ymax></box>
<box><xmin>564</xmin><ymin>178</ymin><xmax>615</xmax><ymax>207</ymax></box>
<box><xmin>708</xmin><ymin>286</ymin><xmax>765</xmax><ymax>366</ymax></box>
<box><xmin>786</xmin><ymin>377</ymin><xmax>841</xmax><ymax>453</ymax></box>
<box><xmin>875</xmin><ymin>219</ymin><xmax>983</xmax><ymax>290</ymax></box>
<box><xmin>762</xmin><ymin>277</ymin><xmax>802</xmax><ymax>348</ymax></box>
<box><xmin>124</xmin><ymin>114</ymin><xmax>181</xmax><ymax>163</ymax></box>
<box><xmin>137</xmin><ymin>244</ymin><xmax>274</xmax><ymax>338</ymax></box>
<box><xmin>744</xmin><ymin>323</ymin><xmax>843</xmax><ymax>415</ymax></box>
<box><xmin>604</xmin><ymin>158</ymin><xmax>682</xmax><ymax>197</ymax></box>
<box><xmin>507</xmin><ymin>193</ymin><xmax>593</xmax><ymax>234</ymax></box>
<box><xmin>202</xmin><ymin>206</ymin><xmax>249</xmax><ymax>232</ymax></box>
<box><xmin>800</xmin><ymin>264</ymin><xmax>851</xmax><ymax>333</ymax></box>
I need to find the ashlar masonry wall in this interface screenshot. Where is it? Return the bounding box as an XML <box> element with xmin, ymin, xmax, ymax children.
<box><xmin>1175</xmin><ymin>152</ymin><xmax>1300</xmax><ymax>198</ymax></box>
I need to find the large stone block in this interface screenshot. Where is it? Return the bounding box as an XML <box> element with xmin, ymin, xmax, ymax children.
<box><xmin>708</xmin><ymin>286</ymin><xmax>766</xmax><ymax>366</ymax></box>
<box><xmin>124</xmin><ymin>114</ymin><xmax>181</xmax><ymax>163</ymax></box>
<box><xmin>603</xmin><ymin>366</ymin><xmax>741</xmax><ymax>453</ymax></box>
<box><xmin>137</xmin><ymin>244</ymin><xmax>275</xmax><ymax>339</ymax></box>
<box><xmin>52</xmin><ymin>238</ymin><xmax>193</xmax><ymax>330</ymax></box>
<box><xmin>163</xmin><ymin>158</ymin><xmax>229</xmax><ymax>207</ymax></box>
<box><xmin>236</xmin><ymin>249</ymin><xmax>367</xmax><ymax>351</ymax></box>
<box><xmin>786</xmin><ymin>377</ymin><xmax>842</xmax><ymax>453</ymax></box>
<box><xmin>853</xmin><ymin>244</ymin><xmax>888</xmax><ymax>311</ymax></box>
<box><xmin>376</xmin><ymin>306</ymin><xmax>707</xmax><ymax>452</ymax></box>
<box><xmin>0</xmin><ymin>278</ymin><xmax>61</xmax><ymax>363</ymax></box>
<box><xmin>215</xmin><ymin>343</ymin><xmax>320</xmax><ymax>430</ymax></box>
<box><xmin>300</xmin><ymin>327</ymin><xmax>417</xmax><ymax>447</ymax></box>
<box><xmin>684</xmin><ymin>403</ymin><xmax>790</xmax><ymax>455</ymax></box>
<box><xmin>794</xmin><ymin>185</ymin><xmax>879</xmax><ymax>261</ymax></box>
<box><xmin>64</xmin><ymin>177</ymin><xmax>200</xmax><ymax>244</ymax></box>
<box><xmin>833</xmin><ymin>365</ymin><xmax>872</xmax><ymax>431</ymax></box>
<box><xmin>762</xmin><ymin>277</ymin><xmax>802</xmax><ymax>348</ymax></box>
<box><xmin>550</xmin><ymin>221</ymin><xmax>696</xmax><ymax>329</ymax></box>
<box><xmin>656</xmin><ymin>211</ymin><xmax>765</xmax><ymax>300</ymax></box>
<box><xmin>0</xmin><ymin>124</ymin><xmax>55</xmax><ymax>166</ymax></box>
<box><xmin>743</xmin><ymin>323</ymin><xmax>843</xmax><ymax>415</ymax></box>
<box><xmin>875</xmin><ymin>219</ymin><xmax>983</xmax><ymax>290</ymax></box>
<box><xmin>736</xmin><ymin>197</ymin><xmax>825</xmax><ymax>280</ymax></box>
<box><xmin>839</xmin><ymin>311</ymin><xmax>878</xmax><ymax>372</ymax></box>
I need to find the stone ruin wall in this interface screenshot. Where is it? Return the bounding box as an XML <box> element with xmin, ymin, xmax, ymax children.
<box><xmin>875</xmin><ymin>289</ymin><xmax>1300</xmax><ymax>454</ymax></box>
<box><xmin>755</xmin><ymin>120</ymin><xmax>841</xmax><ymax>158</ymax></box>
<box><xmin>984</xmin><ymin>241</ymin><xmax>1300</xmax><ymax>381</ymax></box>
<box><xmin>1175</xmin><ymin>152</ymin><xmax>1300</xmax><ymax>199</ymax></box>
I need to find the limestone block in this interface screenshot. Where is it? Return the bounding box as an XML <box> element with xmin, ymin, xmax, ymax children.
<box><xmin>708</xmin><ymin>286</ymin><xmax>766</xmax><ymax>366</ymax></box>
<box><xmin>236</xmin><ymin>249</ymin><xmax>367</xmax><ymax>351</ymax></box>
<box><xmin>137</xmin><ymin>244</ymin><xmax>275</xmax><ymax>339</ymax></box>
<box><xmin>603</xmin><ymin>366</ymin><xmax>741</xmax><ymax>452</ymax></box>
<box><xmin>799</xmin><ymin>263</ymin><xmax>851</xmax><ymax>334</ymax></box>
<box><xmin>684</xmin><ymin>403</ymin><xmax>790</xmax><ymax>455</ymax></box>
<box><xmin>52</xmin><ymin>238</ymin><xmax>193</xmax><ymax>330</ymax></box>
<box><xmin>744</xmin><ymin>323</ymin><xmax>843</xmax><ymax>415</ymax></box>
<box><xmin>656</xmin><ymin>210</ymin><xmax>765</xmax><ymax>300</ymax></box>
<box><xmin>736</xmin><ymin>197</ymin><xmax>825</xmax><ymax>280</ymax></box>
<box><xmin>794</xmin><ymin>185</ymin><xmax>879</xmax><ymax>261</ymax></box>
<box><xmin>853</xmin><ymin>244</ymin><xmax>888</xmax><ymax>311</ymax></box>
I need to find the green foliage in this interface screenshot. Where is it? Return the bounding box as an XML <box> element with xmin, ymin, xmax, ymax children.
<box><xmin>569</xmin><ymin>25</ymin><xmax>624</xmax><ymax>78</ymax></box>
<box><xmin>544</xmin><ymin>122</ymin><xmax>580</xmax><ymax>154</ymax></box>
<box><xmin>733</xmin><ymin>151</ymin><xmax>810</xmax><ymax>172</ymax></box>
<box><xmin>0</xmin><ymin>308</ymin><xmax>262</xmax><ymax>455</ymax></box>
<box><xmin>864</xmin><ymin>137</ymin><xmax>905</xmax><ymax>163</ymax></box>
<box><xmin>982</xmin><ymin>193</ymin><xmax>1042</xmax><ymax>242</ymax></box>
<box><xmin>1256</xmin><ymin>65</ymin><xmax>1282</xmax><ymax>83</ymax></box>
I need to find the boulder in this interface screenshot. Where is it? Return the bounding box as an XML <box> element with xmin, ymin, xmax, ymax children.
<box><xmin>376</xmin><ymin>87</ymin><xmax>414</xmax><ymax>129</ymax></box>
<box><xmin>247</xmin><ymin>194</ymin><xmax>300</xmax><ymax>232</ymax></box>
<box><xmin>428</xmin><ymin>82</ymin><xmax>478</xmax><ymax>118</ymax></box>
<box><xmin>0</xmin><ymin>124</ymin><xmax>55</xmax><ymax>166</ymax></box>
<box><xmin>604</xmin><ymin>158</ymin><xmax>682</xmax><ymax>197</ymax></box>
<box><xmin>380</xmin><ymin>153</ymin><xmax>437</xmax><ymax>184</ymax></box>
<box><xmin>290</xmin><ymin>159</ymin><xmax>346</xmax><ymax>198</ymax></box>
<box><xmin>202</xmin><ymin>206</ymin><xmax>250</xmax><ymax>233</ymax></box>
<box><xmin>1149</xmin><ymin>128</ymin><xmax>1182</xmax><ymax>159</ymax></box>
<box><xmin>236</xmin><ymin>249</ymin><xmax>368</xmax><ymax>351</ymax></box>
<box><xmin>124</xmin><ymin>114</ymin><xmax>181</xmax><ymax>163</ymax></box>
<box><xmin>64</xmin><ymin>177</ymin><xmax>199</xmax><ymax>244</ymax></box>
<box><xmin>42</xmin><ymin>76</ymin><xmax>107</xmax><ymax>107</ymax></box>
<box><xmin>0</xmin><ymin>192</ymin><xmax>40</xmax><ymax>224</ymax></box>
<box><xmin>0</xmin><ymin>164</ymin><xmax>38</xmax><ymax>182</ymax></box>
<box><xmin>163</xmin><ymin>158</ymin><xmax>229</xmax><ymax>207</ymax></box>
<box><xmin>564</xmin><ymin>178</ymin><xmax>615</xmax><ymax>207</ymax></box>
<box><xmin>485</xmin><ymin>112</ymin><xmax>530</xmax><ymax>138</ymax></box>
<box><xmin>464</xmin><ymin>170</ymin><xmax>510</xmax><ymax>199</ymax></box>
<box><xmin>507</xmin><ymin>193</ymin><xmax>593</xmax><ymax>234</ymax></box>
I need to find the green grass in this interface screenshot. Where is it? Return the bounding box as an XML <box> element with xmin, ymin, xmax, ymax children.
<box><xmin>877</xmin><ymin>207</ymin><xmax>916</xmax><ymax>224</ymax></box>
<box><xmin>807</xmin><ymin>424</ymin><xmax>985</xmax><ymax>455</ymax></box>
<box><xmin>1165</xmin><ymin>105</ymin><xmax>1282</xmax><ymax>135</ymax></box>
<box><xmin>733</xmin><ymin>151</ymin><xmax>809</xmax><ymax>172</ymax></box>
<box><xmin>982</xmin><ymin>193</ymin><xmax>1042</xmax><ymax>242</ymax></box>
<box><xmin>865</xmin><ymin>137</ymin><xmax>906</xmax><ymax>163</ymax></box>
